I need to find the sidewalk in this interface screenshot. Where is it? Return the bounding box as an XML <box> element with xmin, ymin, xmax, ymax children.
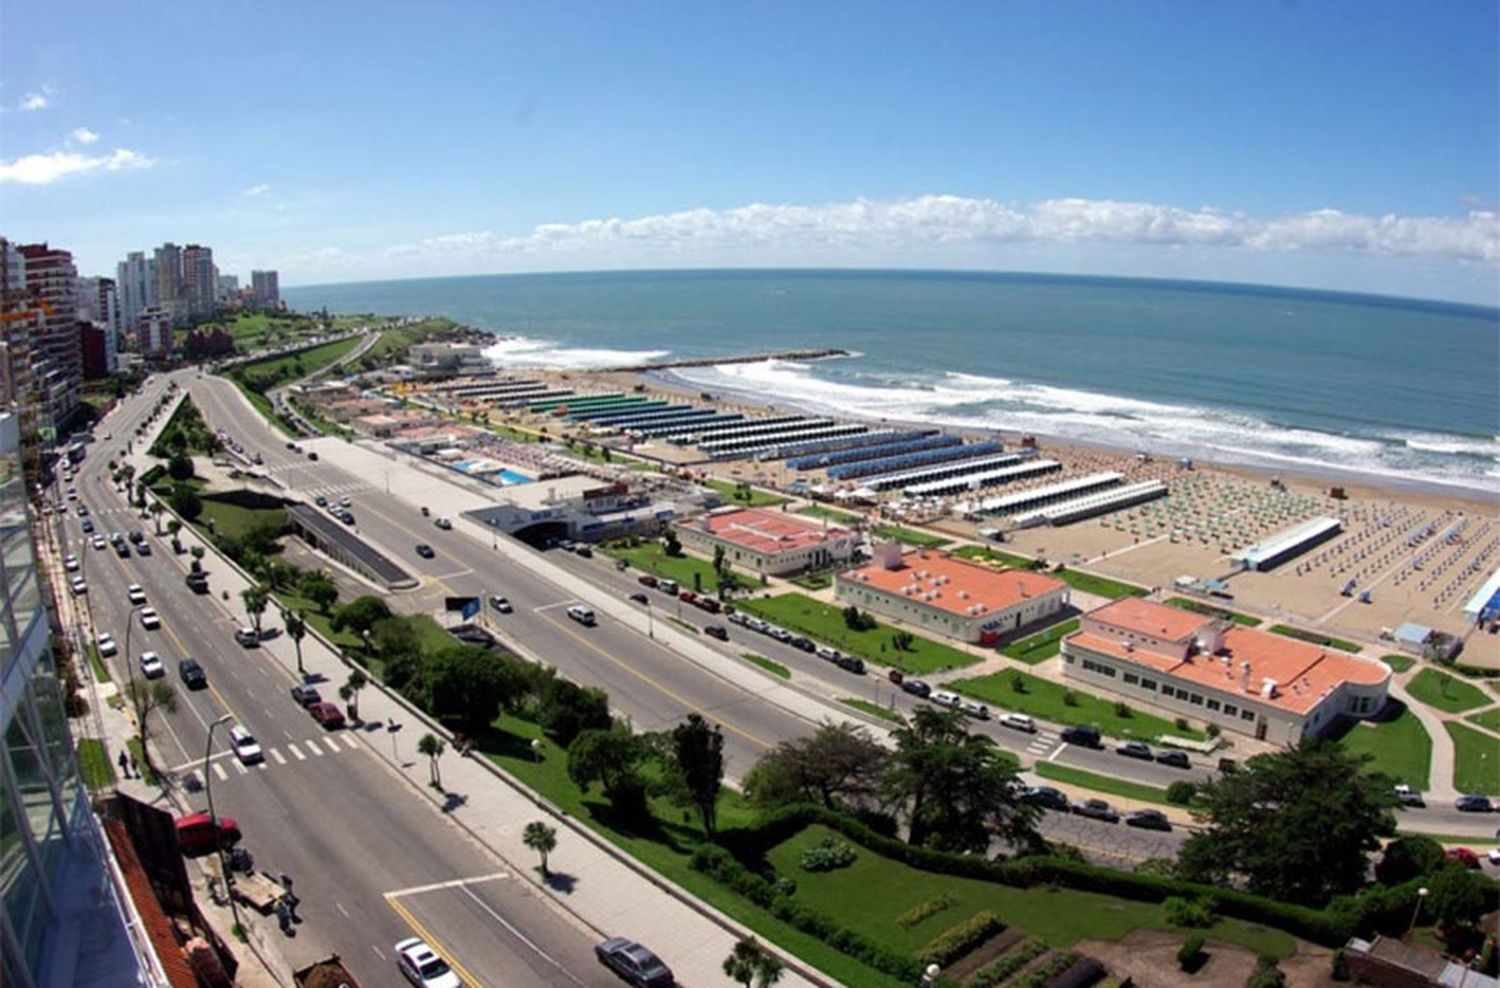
<box><xmin>1388</xmin><ymin>668</ymin><xmax>1461</xmax><ymax>802</ymax></box>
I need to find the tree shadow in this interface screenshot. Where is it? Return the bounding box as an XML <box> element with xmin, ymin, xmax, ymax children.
<box><xmin>543</xmin><ymin>871</ymin><xmax>577</xmax><ymax>894</ymax></box>
<box><xmin>440</xmin><ymin>792</ymin><xmax>468</xmax><ymax>814</ymax></box>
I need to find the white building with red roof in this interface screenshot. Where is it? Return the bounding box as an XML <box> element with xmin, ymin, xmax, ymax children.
<box><xmin>1062</xmin><ymin>597</ymin><xmax>1390</xmax><ymax>744</ymax></box>
<box><xmin>835</xmin><ymin>545</ymin><xmax>1069</xmax><ymax>645</ymax></box>
<box><xmin>677</xmin><ymin>507</ymin><xmax>857</xmax><ymax>576</ymax></box>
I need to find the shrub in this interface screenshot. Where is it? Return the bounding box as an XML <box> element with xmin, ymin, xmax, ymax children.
<box><xmin>1330</xmin><ymin>948</ymin><xmax>1350</xmax><ymax>981</ymax></box>
<box><xmin>1165</xmin><ymin>895</ymin><xmax>1217</xmax><ymax>928</ymax></box>
<box><xmin>1014</xmin><ymin>953</ymin><xmax>1080</xmax><ymax>988</ymax></box>
<box><xmin>971</xmin><ymin>939</ymin><xmax>1048</xmax><ymax>988</ymax></box>
<box><xmin>1206</xmin><ymin>724</ymin><xmax>1221</xmax><ymax>738</ymax></box>
<box><xmin>895</xmin><ymin>893</ymin><xmax>956</xmax><ymax>929</ymax></box>
<box><xmin>1245</xmin><ymin>956</ymin><xmax>1287</xmax><ymax>988</ymax></box>
<box><xmin>1063</xmin><ymin>689</ymin><xmax>1079</xmax><ymax>707</ymax></box>
<box><xmin>1113</xmin><ymin>700</ymin><xmax>1132</xmax><ymax>717</ymax></box>
<box><xmin>1167</xmin><ymin>780</ymin><xmax>1198</xmax><ymax>805</ymax></box>
<box><xmin>915</xmin><ymin>911</ymin><xmax>1005</xmax><ymax>967</ymax></box>
<box><xmin>1175</xmin><ymin>716</ymin><xmax>1190</xmax><ymax>731</ymax></box>
<box><xmin>1178</xmin><ymin>933</ymin><xmax>1206</xmax><ymax>971</ymax></box>
<box><xmin>1009</xmin><ymin>670</ymin><xmax>1027</xmax><ymax>693</ymax></box>
<box><xmin>800</xmin><ymin>836</ymin><xmax>856</xmax><ymax>872</ymax></box>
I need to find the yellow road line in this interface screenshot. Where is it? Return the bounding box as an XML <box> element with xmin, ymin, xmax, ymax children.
<box><xmin>385</xmin><ymin>892</ymin><xmax>488</xmax><ymax>988</ymax></box>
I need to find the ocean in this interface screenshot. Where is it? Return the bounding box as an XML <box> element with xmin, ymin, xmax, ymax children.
<box><xmin>284</xmin><ymin>269</ymin><xmax>1500</xmax><ymax>494</ymax></box>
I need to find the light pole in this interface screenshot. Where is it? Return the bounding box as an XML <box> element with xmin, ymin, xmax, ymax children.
<box><xmin>644</xmin><ymin>599</ymin><xmax>653</xmax><ymax>639</ymax></box>
<box><xmin>205</xmin><ymin>714</ymin><xmax>242</xmax><ymax>932</ymax></box>
<box><xmin>529</xmin><ymin>738</ymin><xmax>543</xmax><ymax>807</ymax></box>
<box><xmin>1406</xmin><ymin>887</ymin><xmax>1429</xmax><ymax>938</ymax></box>
<box><xmin>920</xmin><ymin>963</ymin><xmax>941</xmax><ymax>987</ymax></box>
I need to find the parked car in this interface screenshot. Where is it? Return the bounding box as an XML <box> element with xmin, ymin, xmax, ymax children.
<box><xmin>1020</xmin><ymin>786</ymin><xmax>1069</xmax><ymax>811</ymax></box>
<box><xmin>339</xmin><ymin>510</ymin><xmax>354</xmax><ymax>524</ymax></box>
<box><xmin>1445</xmin><ymin>847</ymin><xmax>1482</xmax><ymax>869</ymax></box>
<box><xmin>594</xmin><ymin>937</ymin><xmax>674</xmax><ymax>988</ymax></box>
<box><xmin>1393</xmin><ymin>784</ymin><xmax>1425</xmax><ymax>807</ymax></box>
<box><xmin>314</xmin><ymin>494</ymin><xmax>327</xmax><ymax>507</ymax></box>
<box><xmin>998</xmin><ymin>712</ymin><xmax>1036</xmax><ymax>733</ymax></box>
<box><xmin>395</xmin><ymin>936</ymin><xmax>462</xmax><ymax>988</ymax></box>
<box><xmin>178</xmin><ymin>659</ymin><xmax>207</xmax><ymax>689</ymax></box>
<box><xmin>638</xmin><ymin>574</ymin><xmax>658</xmax><ymax>588</ymax></box>
<box><xmin>705</xmin><ymin>625</ymin><xmax>728</xmax><ymax>641</ymax></box>
<box><xmin>1072</xmin><ymin>799</ymin><xmax>1120</xmax><ymax>823</ymax></box>
<box><xmin>901</xmin><ymin>679</ymin><xmax>932</xmax><ymax>698</ymax></box>
<box><xmin>308</xmin><ymin>701</ymin><xmax>346</xmax><ymax>729</ymax></box>
<box><xmin>175</xmin><ymin>812</ymin><xmax>241</xmax><ymax>854</ymax></box>
<box><xmin>95</xmin><ymin>633</ymin><xmax>117</xmax><ymax>657</ymax></box>
<box><xmin>139</xmin><ymin>651</ymin><xmax>165</xmax><ymax>678</ymax></box>
<box><xmin>91</xmin><ymin>535</ymin><xmax>106</xmax><ymax>550</ymax></box>
<box><xmin>489</xmin><ymin>595</ymin><xmax>513</xmax><ymax>613</ymax></box>
<box><xmin>790</xmin><ymin>636</ymin><xmax>815</xmax><ymax>652</ymax></box>
<box><xmin>1155</xmin><ymin>750</ymin><xmax>1191</xmax><ymax>769</ymax></box>
<box><xmin>1125</xmin><ymin>809</ymin><xmax>1172</xmax><ymax>831</ymax></box>
<box><xmin>1456</xmin><ymin>794</ymin><xmax>1494</xmax><ymax>813</ymax></box>
<box><xmin>234</xmin><ymin>627</ymin><xmax>260</xmax><ymax>647</ymax></box>
<box><xmin>1117</xmin><ymin>741</ymin><xmax>1153</xmax><ymax>760</ymax></box>
<box><xmin>1060</xmin><ymin>724</ymin><xmax>1103</xmax><ymax>749</ymax></box>
<box><xmin>960</xmin><ymin>700</ymin><xmax>990</xmax><ymax>720</ymax></box>
<box><xmin>928</xmin><ymin>689</ymin><xmax>962</xmax><ymax>709</ymax></box>
<box><xmin>574</xmin><ymin>545</ymin><xmax>593</xmax><ymax>558</ymax></box>
<box><xmin>290</xmin><ymin>683</ymin><xmax>323</xmax><ymax>707</ymax></box>
<box><xmin>836</xmin><ymin>654</ymin><xmax>866</xmax><ymax>674</ymax></box>
<box><xmin>229</xmin><ymin>726</ymin><xmax>263</xmax><ymax>765</ymax></box>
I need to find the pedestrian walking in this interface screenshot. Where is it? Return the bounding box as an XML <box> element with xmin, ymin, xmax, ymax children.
<box><xmin>117</xmin><ymin>751</ymin><xmax>130</xmax><ymax>779</ymax></box>
<box><xmin>129</xmin><ymin>753</ymin><xmax>139</xmax><ymax>778</ymax></box>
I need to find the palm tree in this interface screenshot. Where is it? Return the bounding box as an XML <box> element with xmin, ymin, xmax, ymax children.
<box><xmin>417</xmin><ymin>733</ymin><xmax>445</xmax><ymax>789</ymax></box>
<box><xmin>723</xmin><ymin>938</ymin><xmax>783</xmax><ymax>988</ymax></box>
<box><xmin>339</xmin><ymin>668</ymin><xmax>368</xmax><ymax>721</ymax></box>
<box><xmin>283</xmin><ymin>609</ymin><xmax>307</xmax><ymax>676</ymax></box>
<box><xmin>241</xmin><ymin>585</ymin><xmax>269</xmax><ymax>634</ymax></box>
<box><xmin>522</xmin><ymin>821</ymin><xmax>557</xmax><ymax>878</ymax></box>
<box><xmin>148</xmin><ymin>501</ymin><xmax>164</xmax><ymax>534</ymax></box>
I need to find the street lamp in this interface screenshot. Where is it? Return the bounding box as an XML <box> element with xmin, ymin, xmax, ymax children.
<box><xmin>643</xmin><ymin>598</ymin><xmax>653</xmax><ymax>639</ymax></box>
<box><xmin>204</xmin><ymin>714</ymin><xmax>243</xmax><ymax>932</ymax></box>
<box><xmin>1406</xmin><ymin>887</ymin><xmax>1430</xmax><ymax>937</ymax></box>
<box><xmin>920</xmin><ymin>963</ymin><xmax>941</xmax><ymax>987</ymax></box>
<box><xmin>529</xmin><ymin>739</ymin><xmax>543</xmax><ymax>807</ymax></box>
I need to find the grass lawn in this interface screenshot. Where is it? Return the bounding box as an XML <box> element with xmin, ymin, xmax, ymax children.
<box><xmin>1445</xmin><ymin>722</ymin><xmax>1500</xmax><ymax>794</ymax></box>
<box><xmin>85</xmin><ymin>644</ymin><xmax>111</xmax><ymax>683</ymax></box>
<box><xmin>1335</xmin><ymin>703</ymin><xmax>1431</xmax><ymax>790</ymax></box>
<box><xmin>229</xmin><ymin>335</ymin><xmax>362</xmax><ymax>390</ymax></box>
<box><xmin>950</xmin><ymin>670</ymin><xmax>1206</xmax><ymax>742</ymax></box>
<box><xmin>765</xmin><ymin>824</ymin><xmax>1294</xmax><ymax>958</ymax></box>
<box><xmin>839</xmin><ymin>698</ymin><xmax>905</xmax><ymax>724</ymax></box>
<box><xmin>741</xmin><ymin>653</ymin><xmax>790</xmax><ymax>679</ymax></box>
<box><xmin>76</xmin><ymin>738</ymin><xmax>116</xmax><ymax>789</ymax></box>
<box><xmin>869</xmin><ymin>524</ymin><xmax>952</xmax><ymax>549</ymax></box>
<box><xmin>667</xmin><ymin>617</ymin><xmax>700</xmax><ymax>635</ymax></box>
<box><xmin>1380</xmin><ymin>653</ymin><xmax>1416</xmax><ymax>673</ymax></box>
<box><xmin>1052</xmin><ymin>568</ymin><xmax>1149</xmax><ymax>599</ymax></box>
<box><xmin>604</xmin><ymin>542</ymin><xmax>742</xmax><ymax>595</ymax></box>
<box><xmin>736</xmin><ymin>593</ymin><xmax>981</xmax><ymax>675</ymax></box>
<box><xmin>795</xmin><ymin>504</ymin><xmax>863</xmax><ymax>525</ymax></box>
<box><xmin>1032</xmin><ymin>762</ymin><xmax>1174</xmax><ymax>806</ymax></box>
<box><xmin>1407</xmin><ymin>668</ymin><xmax>1490</xmax><ymax>714</ymax></box>
<box><xmin>1000</xmin><ymin>619</ymin><xmax>1080</xmax><ymax>664</ymax></box>
<box><xmin>790</xmin><ymin>570</ymin><xmax>834</xmax><ymax>591</ymax></box>
<box><xmin>196</xmin><ymin>498</ymin><xmax>287</xmax><ymax>540</ymax></box>
<box><xmin>1464</xmin><ymin>708</ymin><xmax>1500</xmax><ymax>732</ymax></box>
<box><xmin>1268</xmin><ymin>624</ymin><xmax>1361</xmax><ymax>653</ymax></box>
<box><xmin>952</xmin><ymin>544</ymin><xmax>1041</xmax><ymax>570</ymax></box>
<box><xmin>360</xmin><ymin>318</ymin><xmax>455</xmax><ymax>365</ymax></box>
<box><xmin>230</xmin><ymin>379</ymin><xmax>298</xmax><ymax>437</ymax></box>
<box><xmin>126</xmin><ymin>738</ymin><xmax>159</xmax><ymax>785</ymax></box>
<box><xmin>704</xmin><ymin>478</ymin><xmax>789</xmax><ymax>508</ymax></box>
<box><xmin>1164</xmin><ymin>597</ymin><xmax>1262</xmax><ymax>627</ymax></box>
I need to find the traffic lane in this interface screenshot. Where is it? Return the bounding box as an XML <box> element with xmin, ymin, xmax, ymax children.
<box><xmin>1026</xmin><ymin>806</ymin><xmax>1185</xmax><ymax>867</ymax></box>
<box><xmin>191</xmin><ymin>377</ymin><xmax>323</xmax><ymax>474</ymax></box>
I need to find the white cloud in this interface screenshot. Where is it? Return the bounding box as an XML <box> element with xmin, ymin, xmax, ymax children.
<box><xmin>19</xmin><ymin>91</ymin><xmax>50</xmax><ymax>111</ymax></box>
<box><xmin>69</xmin><ymin>127</ymin><xmax>100</xmax><ymax>145</ymax></box>
<box><xmin>385</xmin><ymin>195</ymin><xmax>1500</xmax><ymax>266</ymax></box>
<box><xmin>242</xmin><ymin>183</ymin><xmax>271</xmax><ymax>197</ymax></box>
<box><xmin>0</xmin><ymin>147</ymin><xmax>155</xmax><ymax>185</ymax></box>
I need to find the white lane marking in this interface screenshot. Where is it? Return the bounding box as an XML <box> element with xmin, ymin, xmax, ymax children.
<box><xmin>457</xmin><ymin>883</ymin><xmax>587</xmax><ymax>987</ymax></box>
<box><xmin>212</xmin><ymin>763</ymin><xmax>228</xmax><ymax>781</ymax></box>
<box><xmin>342</xmin><ymin>734</ymin><xmax>361</xmax><ymax>751</ymax></box>
<box><xmin>234</xmin><ymin>761</ymin><xmax>248</xmax><ymax>775</ymax></box>
<box><xmin>288</xmin><ymin>743</ymin><xmax>306</xmax><ymax>761</ymax></box>
<box><xmin>385</xmin><ymin>872</ymin><xmax>510</xmax><ymax>898</ymax></box>
<box><xmin>337</xmin><ymin>901</ymin><xmax>351</xmax><ymax>919</ymax></box>
<box><xmin>304</xmin><ymin>738</ymin><xmax>324</xmax><ymax>756</ymax></box>
<box><xmin>1046</xmin><ymin>743</ymin><xmax>1065</xmax><ymax>762</ymax></box>
<box><xmin>270</xmin><ymin>749</ymin><xmax>287</xmax><ymax>765</ymax></box>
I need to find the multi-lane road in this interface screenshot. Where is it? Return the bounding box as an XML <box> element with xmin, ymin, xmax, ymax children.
<box><xmin>61</xmin><ymin>376</ymin><xmax>622</xmax><ymax>987</ymax></box>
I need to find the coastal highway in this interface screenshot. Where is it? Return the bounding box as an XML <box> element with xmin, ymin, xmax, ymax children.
<box><xmin>65</xmin><ymin>388</ymin><xmax>619</xmax><ymax>987</ymax></box>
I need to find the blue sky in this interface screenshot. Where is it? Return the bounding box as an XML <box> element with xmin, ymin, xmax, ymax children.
<box><xmin>1</xmin><ymin>0</ymin><xmax>1496</xmax><ymax>303</ymax></box>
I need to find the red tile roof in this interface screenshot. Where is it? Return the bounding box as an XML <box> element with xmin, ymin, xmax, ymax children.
<box><xmin>1086</xmin><ymin>597</ymin><xmax>1209</xmax><ymax>642</ymax></box>
<box><xmin>102</xmin><ymin>818</ymin><xmax>200</xmax><ymax>988</ymax></box>
<box><xmin>700</xmin><ymin>508</ymin><xmax>850</xmax><ymax>554</ymax></box>
<box><xmin>842</xmin><ymin>552</ymin><xmax>1066</xmax><ymax>618</ymax></box>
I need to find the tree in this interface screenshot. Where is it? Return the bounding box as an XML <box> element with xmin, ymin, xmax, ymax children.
<box><xmin>148</xmin><ymin>501</ymin><xmax>165</xmax><ymax>534</ymax></box>
<box><xmin>170</xmin><ymin>484</ymin><xmax>202</xmax><ymax>522</ymax></box>
<box><xmin>1375</xmin><ymin>835</ymin><xmax>1445</xmax><ymax>886</ymax></box>
<box><xmin>537</xmin><ymin>677</ymin><xmax>612</xmax><ymax>746</ymax></box>
<box><xmin>298</xmin><ymin>570</ymin><xmax>339</xmax><ymax>614</ymax></box>
<box><xmin>663</xmin><ymin>528</ymin><xmax>683</xmax><ymax>557</ymax></box>
<box><xmin>167</xmin><ymin>452</ymin><xmax>194</xmax><ymax>481</ymax></box>
<box><xmin>567</xmin><ymin>724</ymin><xmax>650</xmax><ymax>812</ymax></box>
<box><xmin>656</xmin><ymin>714</ymin><xmax>725</xmax><ymax>838</ymax></box>
<box><xmin>371</xmin><ymin>616</ymin><xmax>423</xmax><ymax>688</ymax></box>
<box><xmin>417</xmin><ymin>733</ymin><xmax>445</xmax><ymax>789</ymax></box>
<box><xmin>522</xmin><ymin>821</ymin><xmax>557</xmax><ymax>878</ymax></box>
<box><xmin>262</xmin><ymin>559</ymin><xmax>298</xmax><ymax>591</ymax></box>
<box><xmin>1425</xmin><ymin>862</ymin><xmax>1487</xmax><ymax>934</ymax></box>
<box><xmin>282</xmin><ymin>609</ymin><xmax>307</xmax><ymax>676</ymax></box>
<box><xmin>881</xmin><ymin>707</ymin><xmax>1038</xmax><ymax>853</ymax></box>
<box><xmin>723</xmin><ymin>938</ymin><xmax>784</xmax><ymax>988</ymax></box>
<box><xmin>123</xmin><ymin>679</ymin><xmax>177</xmax><ymax>779</ymax></box>
<box><xmin>331</xmin><ymin>595</ymin><xmax>392</xmax><ymax>635</ymax></box>
<box><xmin>340</xmin><ymin>668</ymin><xmax>369</xmax><ymax>721</ymax></box>
<box><xmin>420</xmin><ymin>646</ymin><xmax>525</xmax><ymax>731</ymax></box>
<box><xmin>1177</xmin><ymin>740</ymin><xmax>1395</xmax><ymax>906</ymax></box>
<box><xmin>744</xmin><ymin>721</ymin><xmax>885</xmax><ymax>810</ymax></box>
<box><xmin>241</xmin><ymin>585</ymin><xmax>270</xmax><ymax>634</ymax></box>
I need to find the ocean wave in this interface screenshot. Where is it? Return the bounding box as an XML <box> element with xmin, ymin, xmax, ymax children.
<box><xmin>1396</xmin><ymin>432</ymin><xmax>1500</xmax><ymax>459</ymax></box>
<box><xmin>481</xmin><ymin>334</ymin><xmax>672</xmax><ymax>369</ymax></box>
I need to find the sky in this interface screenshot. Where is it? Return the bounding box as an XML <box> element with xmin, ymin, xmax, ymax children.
<box><xmin>1</xmin><ymin>0</ymin><xmax>1497</xmax><ymax>304</ymax></box>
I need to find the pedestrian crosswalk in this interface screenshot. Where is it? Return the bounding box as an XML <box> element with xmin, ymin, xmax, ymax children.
<box><xmin>186</xmin><ymin>732</ymin><xmax>363</xmax><ymax>786</ymax></box>
<box><xmin>290</xmin><ymin>476</ymin><xmax>373</xmax><ymax>499</ymax></box>
<box><xmin>1025</xmin><ymin>729</ymin><xmax>1060</xmax><ymax>758</ymax></box>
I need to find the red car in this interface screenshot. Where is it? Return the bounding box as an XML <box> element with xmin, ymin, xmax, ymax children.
<box><xmin>638</xmin><ymin>574</ymin><xmax>657</xmax><ymax>588</ymax></box>
<box><xmin>1445</xmin><ymin>847</ymin><xmax>1481</xmax><ymax>869</ymax></box>
<box><xmin>679</xmin><ymin>590</ymin><xmax>697</xmax><ymax>603</ymax></box>
<box><xmin>696</xmin><ymin>597</ymin><xmax>721</xmax><ymax>614</ymax></box>
<box><xmin>175</xmin><ymin>812</ymin><xmax>240</xmax><ymax>854</ymax></box>
<box><xmin>308</xmin><ymin>701</ymin><xmax>346</xmax><ymax>729</ymax></box>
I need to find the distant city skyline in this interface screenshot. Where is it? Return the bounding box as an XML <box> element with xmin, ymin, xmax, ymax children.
<box><xmin>1</xmin><ymin>1</ymin><xmax>1496</xmax><ymax>304</ymax></box>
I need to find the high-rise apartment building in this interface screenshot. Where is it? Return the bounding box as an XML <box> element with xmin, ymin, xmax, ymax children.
<box><xmin>216</xmin><ymin>273</ymin><xmax>240</xmax><ymax>301</ymax></box>
<box><xmin>114</xmin><ymin>252</ymin><xmax>157</xmax><ymax>333</ymax></box>
<box><xmin>251</xmin><ymin>269</ymin><xmax>279</xmax><ymax>308</ymax></box>
<box><xmin>75</xmin><ymin>277</ymin><xmax>119</xmax><ymax>379</ymax></box>
<box><xmin>152</xmin><ymin>243</ymin><xmax>183</xmax><ymax>324</ymax></box>
<box><xmin>16</xmin><ymin>243</ymin><xmax>81</xmax><ymax>430</ymax></box>
<box><xmin>181</xmin><ymin>245</ymin><xmax>215</xmax><ymax>318</ymax></box>
<box><xmin>0</xmin><ymin>241</ymin><xmax>37</xmax><ymax>422</ymax></box>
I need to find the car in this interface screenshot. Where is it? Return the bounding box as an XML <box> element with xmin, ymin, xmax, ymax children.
<box><xmin>705</xmin><ymin>625</ymin><xmax>728</xmax><ymax>641</ymax></box>
<box><xmin>574</xmin><ymin>545</ymin><xmax>593</xmax><ymax>558</ymax></box>
<box><xmin>629</xmin><ymin>592</ymin><xmax>650</xmax><ymax>605</ymax></box>
<box><xmin>338</xmin><ymin>496</ymin><xmax>351</xmax><ymax>508</ymax></box>
<box><xmin>557</xmin><ymin>539</ymin><xmax>576</xmax><ymax>552</ymax></box>
<box><xmin>307</xmin><ymin>451</ymin><xmax>318</xmax><ymax>461</ymax></box>
<box><xmin>229</xmin><ymin>726</ymin><xmax>263</xmax><ymax>765</ymax></box>
<box><xmin>139</xmin><ymin>651</ymin><xmax>165</xmax><ymax>678</ymax></box>
<box><xmin>234</xmin><ymin>627</ymin><xmax>260</xmax><ymax>647</ymax></box>
<box><xmin>1020</xmin><ymin>785</ymin><xmax>1070</xmax><ymax>811</ymax></box>
<box><xmin>1445</xmin><ymin>847</ymin><xmax>1482</xmax><ymax>869</ymax></box>
<box><xmin>489</xmin><ymin>595</ymin><xmax>513</xmax><ymax>613</ymax></box>
<box><xmin>339</xmin><ymin>510</ymin><xmax>354</xmax><ymax>525</ymax></box>
<box><xmin>434</xmin><ymin>517</ymin><xmax>453</xmax><ymax>530</ymax></box>
<box><xmin>816</xmin><ymin>645</ymin><xmax>841</xmax><ymax>661</ymax></box>
<box><xmin>594</xmin><ymin>937</ymin><xmax>674</xmax><ymax>988</ymax></box>
<box><xmin>178</xmin><ymin>659</ymin><xmax>207</xmax><ymax>689</ymax></box>
<box><xmin>568</xmin><ymin>604</ymin><xmax>597</xmax><ymax>626</ymax></box>
<box><xmin>1155</xmin><ymin>750</ymin><xmax>1191</xmax><ymax>769</ymax></box>
<box><xmin>137</xmin><ymin>541</ymin><xmax>152</xmax><ymax>556</ymax></box>
<box><xmin>394</xmin><ymin>936</ymin><xmax>463</xmax><ymax>988</ymax></box>
<box><xmin>1456</xmin><ymin>793</ymin><xmax>1494</xmax><ymax>813</ymax></box>
<box><xmin>96</xmin><ymin>633</ymin><xmax>117</xmax><ymax>656</ymax></box>
<box><xmin>928</xmin><ymin>689</ymin><xmax>962</xmax><ymax>709</ymax></box>
<box><xmin>290</xmin><ymin>683</ymin><xmax>323</xmax><ymax>706</ymax></box>
<box><xmin>1125</xmin><ymin>809</ymin><xmax>1173</xmax><ymax>831</ymax></box>
<box><xmin>1061</xmin><ymin>724</ymin><xmax>1103</xmax><ymax>749</ymax></box>
<box><xmin>76</xmin><ymin>504</ymin><xmax>89</xmax><ymax>517</ymax></box>
<box><xmin>128</xmin><ymin>531</ymin><xmax>146</xmax><ymax>544</ymax></box>
<box><xmin>960</xmin><ymin>699</ymin><xmax>990</xmax><ymax>720</ymax></box>
<box><xmin>1117</xmin><ymin>741</ymin><xmax>1153</xmax><ymax>760</ymax></box>
<box><xmin>91</xmin><ymin>535</ymin><xmax>106</xmax><ymax>550</ymax></box>
<box><xmin>66</xmin><ymin>486</ymin><xmax>77</xmax><ymax>500</ymax></box>
<box><xmin>63</xmin><ymin>553</ymin><xmax>79</xmax><ymax>571</ymax></box>
<box><xmin>139</xmin><ymin>608</ymin><xmax>160</xmax><ymax>630</ymax></box>
<box><xmin>314</xmin><ymin>494</ymin><xmax>327</xmax><ymax>507</ymax></box>
<box><xmin>308</xmin><ymin>701</ymin><xmax>346</xmax><ymax>729</ymax></box>
<box><xmin>1393</xmin><ymin>784</ymin><xmax>1425</xmax><ymax>807</ymax></box>
<box><xmin>287</xmin><ymin>441</ymin><xmax>300</xmax><ymax>451</ymax></box>
<box><xmin>127</xmin><ymin>584</ymin><xmax>147</xmax><ymax>605</ymax></box>
<box><xmin>638</xmin><ymin>574</ymin><xmax>658</xmax><ymax>588</ymax></box>
<box><xmin>999</xmin><ymin>712</ymin><xmax>1037</xmax><ymax>733</ymax></box>
<box><xmin>1072</xmin><ymin>799</ymin><xmax>1120</xmax><ymax>823</ymax></box>
<box><xmin>80</xmin><ymin>519</ymin><xmax>94</xmax><ymax>533</ymax></box>
<box><xmin>836</xmin><ymin>654</ymin><xmax>866</xmax><ymax>674</ymax></box>
<box><xmin>175</xmin><ymin>812</ymin><xmax>241</xmax><ymax>855</ymax></box>
<box><xmin>901</xmin><ymin>679</ymin><xmax>932</xmax><ymax>698</ymax></box>
<box><xmin>70</xmin><ymin>577</ymin><xmax>88</xmax><ymax>595</ymax></box>
<box><xmin>415</xmin><ymin>543</ymin><xmax>435</xmax><ymax>559</ymax></box>
<box><xmin>114</xmin><ymin>541</ymin><xmax>131</xmax><ymax>558</ymax></box>
<box><xmin>790</xmin><ymin>636</ymin><xmax>815</xmax><ymax>652</ymax></box>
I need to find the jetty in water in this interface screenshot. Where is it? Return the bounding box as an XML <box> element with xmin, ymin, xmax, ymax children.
<box><xmin>614</xmin><ymin>348</ymin><xmax>850</xmax><ymax>372</ymax></box>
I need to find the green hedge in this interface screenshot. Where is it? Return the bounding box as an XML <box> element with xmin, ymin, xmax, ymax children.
<box><xmin>1013</xmin><ymin>952</ymin><xmax>1079</xmax><ymax>988</ymax></box>
<box><xmin>916</xmin><ymin>911</ymin><xmax>1005</xmax><ymax>967</ymax></box>
<box><xmin>971</xmin><ymin>939</ymin><xmax>1047</xmax><ymax>988</ymax></box>
<box><xmin>895</xmin><ymin>893</ymin><xmax>956</xmax><ymax>929</ymax></box>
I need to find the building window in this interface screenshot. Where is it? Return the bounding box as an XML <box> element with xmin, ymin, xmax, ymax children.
<box><xmin>1123</xmin><ymin>673</ymin><xmax>1139</xmax><ymax>685</ymax></box>
<box><xmin>1240</xmin><ymin>709</ymin><xmax>1255</xmax><ymax>721</ymax></box>
<box><xmin>1141</xmin><ymin>678</ymin><xmax>1157</xmax><ymax>691</ymax></box>
<box><xmin>1189</xmin><ymin>693</ymin><xmax>1203</xmax><ymax>706</ymax></box>
<box><xmin>1224</xmin><ymin>704</ymin><xmax>1237</xmax><ymax>716</ymax></box>
<box><xmin>1207</xmin><ymin>699</ymin><xmax>1221</xmax><ymax>711</ymax></box>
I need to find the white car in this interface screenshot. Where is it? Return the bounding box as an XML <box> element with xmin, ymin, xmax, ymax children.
<box><xmin>63</xmin><ymin>554</ymin><xmax>79</xmax><ymax>572</ymax></box>
<box><xmin>127</xmin><ymin>584</ymin><xmax>147</xmax><ymax>605</ymax></box>
<box><xmin>139</xmin><ymin>608</ymin><xmax>160</xmax><ymax>630</ymax></box>
<box><xmin>961</xmin><ymin>700</ymin><xmax>991</xmax><ymax>720</ymax></box>
<box><xmin>928</xmin><ymin>689</ymin><xmax>962</xmax><ymax>709</ymax></box>
<box><xmin>96</xmin><ymin>633</ymin><xmax>117</xmax><ymax>656</ymax></box>
<box><xmin>228</xmin><ymin>726</ymin><xmax>264</xmax><ymax>765</ymax></box>
<box><xmin>70</xmin><ymin>577</ymin><xmax>88</xmax><ymax>595</ymax></box>
<box><xmin>91</xmin><ymin>535</ymin><xmax>106</xmax><ymax>550</ymax></box>
<box><xmin>999</xmin><ymin>712</ymin><xmax>1037</xmax><ymax>733</ymax></box>
<box><xmin>138</xmin><ymin>651</ymin><xmax>165</xmax><ymax>678</ymax></box>
<box><xmin>394</xmin><ymin>936</ymin><xmax>462</xmax><ymax>988</ymax></box>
